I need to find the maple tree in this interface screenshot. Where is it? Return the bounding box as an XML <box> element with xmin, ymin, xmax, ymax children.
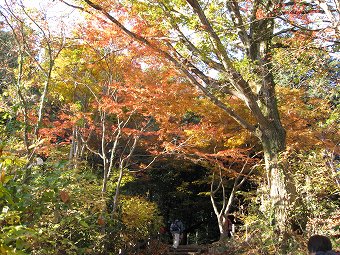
<box><xmin>59</xmin><ymin>0</ymin><xmax>339</xmax><ymax>249</ymax></box>
<box><xmin>43</xmin><ymin>19</ymin><xmax>204</xmax><ymax>226</ymax></box>
<box><xmin>46</xmin><ymin>42</ymin><xmax>152</xmax><ymax>216</ymax></box>
<box><xmin>0</xmin><ymin>0</ymin><xmax>339</xmax><ymax>253</ymax></box>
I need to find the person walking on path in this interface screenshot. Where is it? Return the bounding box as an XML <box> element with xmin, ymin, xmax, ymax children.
<box><xmin>170</xmin><ymin>219</ymin><xmax>184</xmax><ymax>249</ymax></box>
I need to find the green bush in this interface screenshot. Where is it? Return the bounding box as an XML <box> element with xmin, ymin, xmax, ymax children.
<box><xmin>230</xmin><ymin>149</ymin><xmax>339</xmax><ymax>255</ymax></box>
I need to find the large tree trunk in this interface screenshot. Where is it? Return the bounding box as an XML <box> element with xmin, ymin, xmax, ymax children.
<box><xmin>257</xmin><ymin>125</ymin><xmax>296</xmax><ymax>252</ymax></box>
<box><xmin>254</xmin><ymin>45</ymin><xmax>296</xmax><ymax>247</ymax></box>
<box><xmin>261</xmin><ymin>127</ymin><xmax>286</xmax><ymax>224</ymax></box>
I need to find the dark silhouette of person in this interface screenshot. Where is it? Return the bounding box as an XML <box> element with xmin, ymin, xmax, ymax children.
<box><xmin>170</xmin><ymin>219</ymin><xmax>184</xmax><ymax>249</ymax></box>
<box><xmin>307</xmin><ymin>235</ymin><xmax>338</xmax><ymax>255</ymax></box>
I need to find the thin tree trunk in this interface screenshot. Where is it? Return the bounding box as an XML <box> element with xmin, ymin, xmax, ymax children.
<box><xmin>16</xmin><ymin>47</ymin><xmax>30</xmax><ymax>152</ymax></box>
<box><xmin>112</xmin><ymin>164</ymin><xmax>124</xmax><ymax>215</ymax></box>
<box><xmin>101</xmin><ymin>111</ymin><xmax>108</xmax><ymax>194</ymax></box>
<box><xmin>210</xmin><ymin>161</ymin><xmax>254</xmax><ymax>241</ymax></box>
<box><xmin>69</xmin><ymin>126</ymin><xmax>83</xmax><ymax>169</ymax></box>
<box><xmin>35</xmin><ymin>74</ymin><xmax>52</xmax><ymax>136</ymax></box>
<box><xmin>112</xmin><ymin>135</ymin><xmax>139</xmax><ymax>215</ymax></box>
<box><xmin>1</xmin><ymin>13</ymin><xmax>30</xmax><ymax>153</ymax></box>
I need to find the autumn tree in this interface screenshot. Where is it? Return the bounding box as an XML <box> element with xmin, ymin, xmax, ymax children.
<box><xmin>58</xmin><ymin>0</ymin><xmax>340</xmax><ymax>248</ymax></box>
<box><xmin>0</xmin><ymin>1</ymin><xmax>66</xmax><ymax>160</ymax></box>
<box><xmin>45</xmin><ymin>25</ymin><xmax>192</xmax><ymax>220</ymax></box>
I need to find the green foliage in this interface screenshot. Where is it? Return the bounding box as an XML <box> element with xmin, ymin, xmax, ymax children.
<box><xmin>232</xmin><ymin>149</ymin><xmax>340</xmax><ymax>254</ymax></box>
<box><xmin>0</xmin><ymin>141</ymin><xmax>167</xmax><ymax>254</ymax></box>
<box><xmin>0</xmin><ymin>30</ymin><xmax>18</xmax><ymax>91</ymax></box>
<box><xmin>181</xmin><ymin>110</ymin><xmax>201</xmax><ymax>125</ymax></box>
<box><xmin>0</xmin><ymin>147</ymin><xmax>104</xmax><ymax>254</ymax></box>
<box><xmin>0</xmin><ymin>107</ymin><xmax>23</xmax><ymax>141</ymax></box>
<box><xmin>273</xmin><ymin>46</ymin><xmax>339</xmax><ymax>102</ymax></box>
<box><xmin>285</xmin><ymin>150</ymin><xmax>340</xmax><ymax>239</ymax></box>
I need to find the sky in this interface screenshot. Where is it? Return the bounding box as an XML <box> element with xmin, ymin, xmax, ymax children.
<box><xmin>1</xmin><ymin>0</ymin><xmax>338</xmax><ymax>61</ymax></box>
<box><xmin>0</xmin><ymin>0</ymin><xmax>83</xmax><ymax>33</ymax></box>
<box><xmin>0</xmin><ymin>0</ymin><xmax>74</xmax><ymax>14</ymax></box>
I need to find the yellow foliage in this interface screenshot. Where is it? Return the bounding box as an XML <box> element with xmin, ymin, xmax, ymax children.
<box><xmin>277</xmin><ymin>86</ymin><xmax>339</xmax><ymax>150</ymax></box>
<box><xmin>120</xmin><ymin>196</ymin><xmax>162</xmax><ymax>243</ymax></box>
<box><xmin>224</xmin><ymin>132</ymin><xmax>251</xmax><ymax>148</ymax></box>
<box><xmin>183</xmin><ymin>129</ymin><xmax>211</xmax><ymax>148</ymax></box>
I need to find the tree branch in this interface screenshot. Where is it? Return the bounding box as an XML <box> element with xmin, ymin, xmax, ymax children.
<box><xmin>77</xmin><ymin>0</ymin><xmax>256</xmax><ymax>132</ymax></box>
<box><xmin>185</xmin><ymin>0</ymin><xmax>269</xmax><ymax>129</ymax></box>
